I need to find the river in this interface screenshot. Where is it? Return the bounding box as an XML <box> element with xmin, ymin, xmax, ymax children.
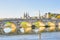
<box><xmin>0</xmin><ymin>32</ymin><xmax>60</xmax><ymax>40</ymax></box>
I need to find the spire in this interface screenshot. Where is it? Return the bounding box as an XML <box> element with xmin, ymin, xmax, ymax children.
<box><xmin>39</xmin><ymin>11</ymin><xmax>40</xmax><ymax>19</ymax></box>
<box><xmin>23</xmin><ymin>12</ymin><xmax>26</xmax><ymax>18</ymax></box>
<box><xmin>25</xmin><ymin>12</ymin><xmax>30</xmax><ymax>19</ymax></box>
<box><xmin>23</xmin><ymin>12</ymin><xmax>27</xmax><ymax>19</ymax></box>
<box><xmin>26</xmin><ymin>12</ymin><xmax>27</xmax><ymax>18</ymax></box>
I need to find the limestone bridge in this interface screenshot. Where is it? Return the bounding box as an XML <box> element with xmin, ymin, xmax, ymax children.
<box><xmin>0</xmin><ymin>18</ymin><xmax>60</xmax><ymax>35</ymax></box>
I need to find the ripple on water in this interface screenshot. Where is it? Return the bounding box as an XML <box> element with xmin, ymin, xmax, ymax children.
<box><xmin>41</xmin><ymin>32</ymin><xmax>60</xmax><ymax>40</ymax></box>
<box><xmin>0</xmin><ymin>35</ymin><xmax>39</xmax><ymax>40</ymax></box>
<box><xmin>0</xmin><ymin>32</ymin><xmax>60</xmax><ymax>40</ymax></box>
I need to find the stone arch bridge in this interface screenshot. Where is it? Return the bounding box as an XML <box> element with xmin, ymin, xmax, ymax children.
<box><xmin>0</xmin><ymin>18</ymin><xmax>59</xmax><ymax>34</ymax></box>
<box><xmin>0</xmin><ymin>18</ymin><xmax>60</xmax><ymax>28</ymax></box>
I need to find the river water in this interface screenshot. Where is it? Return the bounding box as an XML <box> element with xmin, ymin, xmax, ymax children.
<box><xmin>0</xmin><ymin>32</ymin><xmax>60</xmax><ymax>40</ymax></box>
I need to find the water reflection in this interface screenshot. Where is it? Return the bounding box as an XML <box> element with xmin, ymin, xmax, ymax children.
<box><xmin>41</xmin><ymin>32</ymin><xmax>60</xmax><ymax>40</ymax></box>
<box><xmin>0</xmin><ymin>32</ymin><xmax>60</xmax><ymax>40</ymax></box>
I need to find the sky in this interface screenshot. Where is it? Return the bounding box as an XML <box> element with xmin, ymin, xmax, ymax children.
<box><xmin>0</xmin><ymin>0</ymin><xmax>60</xmax><ymax>18</ymax></box>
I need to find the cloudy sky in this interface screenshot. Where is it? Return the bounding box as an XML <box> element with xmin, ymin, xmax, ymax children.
<box><xmin>0</xmin><ymin>0</ymin><xmax>60</xmax><ymax>18</ymax></box>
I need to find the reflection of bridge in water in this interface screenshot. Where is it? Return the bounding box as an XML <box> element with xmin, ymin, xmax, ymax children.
<box><xmin>0</xmin><ymin>18</ymin><xmax>60</xmax><ymax>35</ymax></box>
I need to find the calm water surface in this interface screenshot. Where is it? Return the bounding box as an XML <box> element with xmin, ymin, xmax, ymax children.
<box><xmin>0</xmin><ymin>32</ymin><xmax>60</xmax><ymax>40</ymax></box>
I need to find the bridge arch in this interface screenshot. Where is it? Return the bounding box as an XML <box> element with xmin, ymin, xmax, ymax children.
<box><xmin>2</xmin><ymin>21</ymin><xmax>17</xmax><ymax>34</ymax></box>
